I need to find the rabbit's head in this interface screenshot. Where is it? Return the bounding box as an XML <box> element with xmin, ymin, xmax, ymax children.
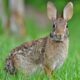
<box><xmin>47</xmin><ymin>2</ymin><xmax>73</xmax><ymax>42</ymax></box>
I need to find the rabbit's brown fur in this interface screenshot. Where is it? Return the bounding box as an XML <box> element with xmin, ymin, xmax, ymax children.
<box><xmin>5</xmin><ymin>1</ymin><xmax>73</xmax><ymax>76</ymax></box>
<box><xmin>5</xmin><ymin>36</ymin><xmax>68</xmax><ymax>75</ymax></box>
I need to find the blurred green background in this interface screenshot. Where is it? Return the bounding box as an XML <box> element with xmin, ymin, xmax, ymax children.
<box><xmin>0</xmin><ymin>0</ymin><xmax>80</xmax><ymax>80</ymax></box>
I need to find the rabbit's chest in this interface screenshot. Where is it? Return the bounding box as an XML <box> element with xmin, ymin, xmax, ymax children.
<box><xmin>51</xmin><ymin>47</ymin><xmax>67</xmax><ymax>70</ymax></box>
<box><xmin>45</xmin><ymin>39</ymin><xmax>69</xmax><ymax>70</ymax></box>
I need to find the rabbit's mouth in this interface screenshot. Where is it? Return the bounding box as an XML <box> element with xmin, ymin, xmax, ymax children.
<box><xmin>50</xmin><ymin>33</ymin><xmax>65</xmax><ymax>42</ymax></box>
<box><xmin>52</xmin><ymin>38</ymin><xmax>64</xmax><ymax>42</ymax></box>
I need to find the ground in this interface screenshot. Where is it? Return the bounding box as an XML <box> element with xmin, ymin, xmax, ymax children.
<box><xmin>0</xmin><ymin>5</ymin><xmax>80</xmax><ymax>80</ymax></box>
<box><xmin>0</xmin><ymin>17</ymin><xmax>80</xmax><ymax>80</ymax></box>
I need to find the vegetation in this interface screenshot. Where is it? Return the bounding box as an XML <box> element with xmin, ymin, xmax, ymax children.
<box><xmin>0</xmin><ymin>0</ymin><xmax>80</xmax><ymax>80</ymax></box>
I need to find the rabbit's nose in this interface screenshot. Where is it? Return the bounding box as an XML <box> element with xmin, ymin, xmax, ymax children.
<box><xmin>56</xmin><ymin>34</ymin><xmax>62</xmax><ymax>40</ymax></box>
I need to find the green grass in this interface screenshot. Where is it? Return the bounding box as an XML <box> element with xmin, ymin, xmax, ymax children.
<box><xmin>0</xmin><ymin>15</ymin><xmax>80</xmax><ymax>80</ymax></box>
<box><xmin>0</xmin><ymin>1</ymin><xmax>80</xmax><ymax>80</ymax></box>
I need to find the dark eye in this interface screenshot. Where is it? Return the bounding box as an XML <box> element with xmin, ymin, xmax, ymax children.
<box><xmin>66</xmin><ymin>25</ymin><xmax>68</xmax><ymax>28</ymax></box>
<box><xmin>53</xmin><ymin>24</ymin><xmax>55</xmax><ymax>28</ymax></box>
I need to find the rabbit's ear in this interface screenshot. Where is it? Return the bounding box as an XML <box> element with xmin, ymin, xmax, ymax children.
<box><xmin>63</xmin><ymin>2</ymin><xmax>73</xmax><ymax>21</ymax></box>
<box><xmin>47</xmin><ymin>1</ymin><xmax>57</xmax><ymax>21</ymax></box>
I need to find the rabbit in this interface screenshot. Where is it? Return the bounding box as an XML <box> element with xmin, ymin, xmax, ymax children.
<box><xmin>5</xmin><ymin>1</ymin><xmax>73</xmax><ymax>76</ymax></box>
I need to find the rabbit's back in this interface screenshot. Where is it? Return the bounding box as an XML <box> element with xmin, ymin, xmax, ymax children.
<box><xmin>6</xmin><ymin>37</ymin><xmax>47</xmax><ymax>74</ymax></box>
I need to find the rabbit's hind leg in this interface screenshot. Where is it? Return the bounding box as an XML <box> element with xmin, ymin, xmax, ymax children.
<box><xmin>44</xmin><ymin>65</ymin><xmax>52</xmax><ymax>77</ymax></box>
<box><xmin>44</xmin><ymin>65</ymin><xmax>57</xmax><ymax>80</ymax></box>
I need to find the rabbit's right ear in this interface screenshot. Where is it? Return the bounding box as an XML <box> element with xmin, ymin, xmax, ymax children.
<box><xmin>47</xmin><ymin>1</ymin><xmax>57</xmax><ymax>21</ymax></box>
<box><xmin>63</xmin><ymin>2</ymin><xmax>73</xmax><ymax>21</ymax></box>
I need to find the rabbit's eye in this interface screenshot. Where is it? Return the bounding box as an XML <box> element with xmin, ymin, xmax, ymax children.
<box><xmin>66</xmin><ymin>25</ymin><xmax>68</xmax><ymax>28</ymax></box>
<box><xmin>53</xmin><ymin>24</ymin><xmax>55</xmax><ymax>28</ymax></box>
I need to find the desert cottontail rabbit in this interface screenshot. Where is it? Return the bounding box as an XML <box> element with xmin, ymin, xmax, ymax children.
<box><xmin>5</xmin><ymin>1</ymin><xmax>73</xmax><ymax>76</ymax></box>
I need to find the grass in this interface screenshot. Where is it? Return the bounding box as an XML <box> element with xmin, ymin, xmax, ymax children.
<box><xmin>0</xmin><ymin>15</ymin><xmax>80</xmax><ymax>80</ymax></box>
<box><xmin>0</xmin><ymin>1</ymin><xmax>80</xmax><ymax>80</ymax></box>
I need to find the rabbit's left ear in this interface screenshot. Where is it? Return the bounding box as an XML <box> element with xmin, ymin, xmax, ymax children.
<box><xmin>47</xmin><ymin>1</ymin><xmax>57</xmax><ymax>21</ymax></box>
<box><xmin>63</xmin><ymin>2</ymin><xmax>73</xmax><ymax>21</ymax></box>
